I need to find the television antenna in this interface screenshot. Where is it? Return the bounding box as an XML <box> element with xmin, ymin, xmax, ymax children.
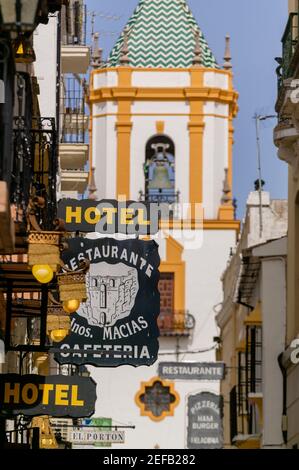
<box><xmin>88</xmin><ymin>10</ymin><xmax>122</xmax><ymax>37</ymax></box>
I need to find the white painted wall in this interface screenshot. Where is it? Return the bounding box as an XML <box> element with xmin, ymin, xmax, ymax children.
<box><xmin>92</xmin><ymin>71</ymin><xmax>231</xmax><ymax>218</ymax></box>
<box><xmin>88</xmin><ymin>67</ymin><xmax>237</xmax><ymax>448</ymax></box>
<box><xmin>132</xmin><ymin>71</ymin><xmax>190</xmax><ymax>88</ymax></box>
<box><xmin>84</xmin><ymin>228</ymin><xmax>236</xmax><ymax>449</ymax></box>
<box><xmin>204</xmin><ymin>101</ymin><xmax>229</xmax><ymax>117</ymax></box>
<box><xmin>93</xmin><ymin>71</ymin><xmax>118</xmax><ymax>88</ymax></box>
<box><xmin>202</xmin><ymin>112</ymin><xmax>228</xmax><ymax>219</ymax></box>
<box><xmin>204</xmin><ymin>72</ymin><xmax>229</xmax><ymax>90</ymax></box>
<box><xmin>93</xmin><ymin>115</ymin><xmax>117</xmax><ymax>199</ymax></box>
<box><xmin>33</xmin><ymin>17</ymin><xmax>58</xmax><ymax>119</ymax></box>
<box><xmin>131</xmin><ymin>100</ymin><xmax>189</xmax><ymax>115</ymax></box>
<box><xmin>252</xmin><ymin>238</ymin><xmax>287</xmax><ymax>448</ymax></box>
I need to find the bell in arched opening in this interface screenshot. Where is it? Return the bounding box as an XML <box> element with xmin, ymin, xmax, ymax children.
<box><xmin>148</xmin><ymin>143</ymin><xmax>174</xmax><ymax>191</ymax></box>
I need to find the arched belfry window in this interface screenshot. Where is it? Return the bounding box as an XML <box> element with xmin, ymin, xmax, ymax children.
<box><xmin>142</xmin><ymin>135</ymin><xmax>177</xmax><ymax>203</ymax></box>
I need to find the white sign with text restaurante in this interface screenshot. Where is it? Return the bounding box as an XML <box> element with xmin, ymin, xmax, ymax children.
<box><xmin>68</xmin><ymin>427</ymin><xmax>125</xmax><ymax>445</ymax></box>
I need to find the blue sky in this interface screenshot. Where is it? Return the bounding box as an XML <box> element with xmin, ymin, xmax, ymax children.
<box><xmin>86</xmin><ymin>0</ymin><xmax>288</xmax><ymax>219</ymax></box>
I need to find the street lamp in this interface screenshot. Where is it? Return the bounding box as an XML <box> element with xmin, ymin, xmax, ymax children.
<box><xmin>0</xmin><ymin>0</ymin><xmax>41</xmax><ymax>33</ymax></box>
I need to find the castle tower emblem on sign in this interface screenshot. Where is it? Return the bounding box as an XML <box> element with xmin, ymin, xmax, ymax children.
<box><xmin>79</xmin><ymin>262</ymin><xmax>139</xmax><ymax>328</ymax></box>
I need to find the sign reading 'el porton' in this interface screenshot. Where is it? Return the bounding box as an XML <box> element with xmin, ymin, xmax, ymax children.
<box><xmin>54</xmin><ymin>237</ymin><xmax>160</xmax><ymax>367</ymax></box>
<box><xmin>0</xmin><ymin>374</ymin><xmax>97</xmax><ymax>418</ymax></box>
<box><xmin>69</xmin><ymin>428</ymin><xmax>125</xmax><ymax>445</ymax></box>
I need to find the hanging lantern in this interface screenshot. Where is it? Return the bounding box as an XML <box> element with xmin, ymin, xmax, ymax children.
<box><xmin>28</xmin><ymin>231</ymin><xmax>63</xmax><ymax>282</ymax></box>
<box><xmin>32</xmin><ymin>265</ymin><xmax>54</xmax><ymax>284</ymax></box>
<box><xmin>46</xmin><ymin>302</ymin><xmax>71</xmax><ymax>343</ymax></box>
<box><xmin>0</xmin><ymin>0</ymin><xmax>40</xmax><ymax>33</ymax></box>
<box><xmin>63</xmin><ymin>299</ymin><xmax>81</xmax><ymax>314</ymax></box>
<box><xmin>13</xmin><ymin>35</ymin><xmax>36</xmax><ymax>63</ymax></box>
<box><xmin>31</xmin><ymin>417</ymin><xmax>58</xmax><ymax>450</ymax></box>
<box><xmin>57</xmin><ymin>260</ymin><xmax>89</xmax><ymax>304</ymax></box>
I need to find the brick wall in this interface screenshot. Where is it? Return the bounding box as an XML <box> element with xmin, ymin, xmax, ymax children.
<box><xmin>159</xmin><ymin>272</ymin><xmax>174</xmax><ymax>315</ymax></box>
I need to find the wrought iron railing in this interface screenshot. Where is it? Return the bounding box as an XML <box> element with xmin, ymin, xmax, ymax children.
<box><xmin>139</xmin><ymin>191</ymin><xmax>180</xmax><ymax>205</ymax></box>
<box><xmin>229</xmin><ymin>386</ymin><xmax>238</xmax><ymax>444</ymax></box>
<box><xmin>11</xmin><ymin>117</ymin><xmax>58</xmax><ymax>230</ymax></box>
<box><xmin>246</xmin><ymin>325</ymin><xmax>262</xmax><ymax>394</ymax></box>
<box><xmin>0</xmin><ymin>39</ymin><xmax>14</xmax><ymax>186</ymax></box>
<box><xmin>229</xmin><ymin>327</ymin><xmax>262</xmax><ymax>444</ymax></box>
<box><xmin>237</xmin><ymin>351</ymin><xmax>248</xmax><ymax>416</ymax></box>
<box><xmin>278</xmin><ymin>13</ymin><xmax>299</xmax><ymax>91</ymax></box>
<box><xmin>229</xmin><ymin>385</ymin><xmax>256</xmax><ymax>444</ymax></box>
<box><xmin>61</xmin><ymin>76</ymin><xmax>87</xmax><ymax>144</ymax></box>
<box><xmin>5</xmin><ymin>427</ymin><xmax>40</xmax><ymax>449</ymax></box>
<box><xmin>158</xmin><ymin>310</ymin><xmax>195</xmax><ymax>337</ymax></box>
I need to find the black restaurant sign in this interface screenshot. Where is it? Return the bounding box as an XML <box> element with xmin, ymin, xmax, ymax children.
<box><xmin>0</xmin><ymin>374</ymin><xmax>97</xmax><ymax>418</ymax></box>
<box><xmin>158</xmin><ymin>362</ymin><xmax>225</xmax><ymax>381</ymax></box>
<box><xmin>54</xmin><ymin>237</ymin><xmax>160</xmax><ymax>367</ymax></box>
<box><xmin>57</xmin><ymin>199</ymin><xmax>168</xmax><ymax>235</ymax></box>
<box><xmin>187</xmin><ymin>392</ymin><xmax>223</xmax><ymax>449</ymax></box>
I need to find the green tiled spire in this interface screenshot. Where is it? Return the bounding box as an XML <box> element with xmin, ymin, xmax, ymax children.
<box><xmin>107</xmin><ymin>0</ymin><xmax>218</xmax><ymax>69</ymax></box>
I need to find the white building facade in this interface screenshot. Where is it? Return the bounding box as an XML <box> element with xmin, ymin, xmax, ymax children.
<box><xmin>33</xmin><ymin>1</ymin><xmax>90</xmax><ymax>201</ymax></box>
<box><xmin>216</xmin><ymin>193</ymin><xmax>288</xmax><ymax>448</ymax></box>
<box><xmin>86</xmin><ymin>0</ymin><xmax>240</xmax><ymax>449</ymax></box>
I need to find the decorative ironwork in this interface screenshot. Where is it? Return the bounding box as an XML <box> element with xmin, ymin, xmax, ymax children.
<box><xmin>277</xmin><ymin>13</ymin><xmax>299</xmax><ymax>92</ymax></box>
<box><xmin>11</xmin><ymin>117</ymin><xmax>58</xmax><ymax>231</ymax></box>
<box><xmin>237</xmin><ymin>351</ymin><xmax>248</xmax><ymax>417</ymax></box>
<box><xmin>135</xmin><ymin>377</ymin><xmax>180</xmax><ymax>421</ymax></box>
<box><xmin>237</xmin><ymin>256</ymin><xmax>260</xmax><ymax>306</ymax></box>
<box><xmin>229</xmin><ymin>326</ymin><xmax>262</xmax><ymax>443</ymax></box>
<box><xmin>0</xmin><ymin>38</ymin><xmax>13</xmax><ymax>186</ymax></box>
<box><xmin>246</xmin><ymin>325</ymin><xmax>262</xmax><ymax>395</ymax></box>
<box><xmin>140</xmin><ymin>381</ymin><xmax>175</xmax><ymax>417</ymax></box>
<box><xmin>229</xmin><ymin>383</ymin><xmax>257</xmax><ymax>444</ymax></box>
<box><xmin>61</xmin><ymin>76</ymin><xmax>88</xmax><ymax>144</ymax></box>
<box><xmin>139</xmin><ymin>191</ymin><xmax>180</xmax><ymax>205</ymax></box>
<box><xmin>157</xmin><ymin>310</ymin><xmax>195</xmax><ymax>337</ymax></box>
<box><xmin>5</xmin><ymin>427</ymin><xmax>40</xmax><ymax>450</ymax></box>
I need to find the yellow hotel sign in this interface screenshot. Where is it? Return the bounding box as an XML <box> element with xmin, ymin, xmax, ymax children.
<box><xmin>0</xmin><ymin>374</ymin><xmax>97</xmax><ymax>418</ymax></box>
<box><xmin>57</xmin><ymin>199</ymin><xmax>165</xmax><ymax>235</ymax></box>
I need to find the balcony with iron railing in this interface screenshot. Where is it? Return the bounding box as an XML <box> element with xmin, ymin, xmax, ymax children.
<box><xmin>61</xmin><ymin>1</ymin><xmax>90</xmax><ymax>74</ymax></box>
<box><xmin>157</xmin><ymin>310</ymin><xmax>195</xmax><ymax>337</ymax></box>
<box><xmin>59</xmin><ymin>76</ymin><xmax>89</xmax><ymax>196</ymax></box>
<box><xmin>139</xmin><ymin>191</ymin><xmax>180</xmax><ymax>205</ymax></box>
<box><xmin>60</xmin><ymin>77</ymin><xmax>89</xmax><ymax>145</ymax></box>
<box><xmin>280</xmin><ymin>13</ymin><xmax>298</xmax><ymax>85</ymax></box>
<box><xmin>229</xmin><ymin>326</ymin><xmax>262</xmax><ymax>448</ymax></box>
<box><xmin>5</xmin><ymin>427</ymin><xmax>40</xmax><ymax>450</ymax></box>
<box><xmin>11</xmin><ymin>117</ymin><xmax>58</xmax><ymax>234</ymax></box>
<box><xmin>276</xmin><ymin>11</ymin><xmax>299</xmax><ymax>115</ymax></box>
<box><xmin>229</xmin><ymin>385</ymin><xmax>259</xmax><ymax>447</ymax></box>
<box><xmin>138</xmin><ymin>190</ymin><xmax>181</xmax><ymax>222</ymax></box>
